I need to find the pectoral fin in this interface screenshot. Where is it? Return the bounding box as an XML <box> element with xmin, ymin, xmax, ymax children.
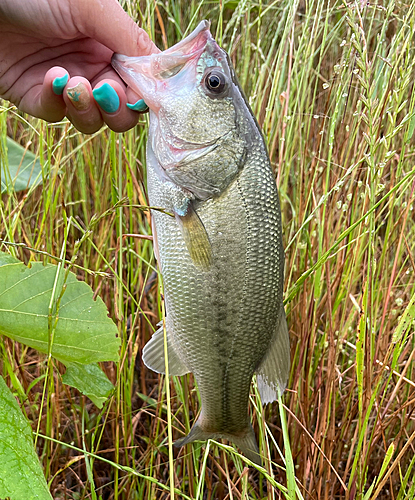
<box><xmin>142</xmin><ymin>323</ymin><xmax>190</xmax><ymax>376</ymax></box>
<box><xmin>151</xmin><ymin>214</ymin><xmax>161</xmax><ymax>264</ymax></box>
<box><xmin>175</xmin><ymin>202</ymin><xmax>212</xmax><ymax>270</ymax></box>
<box><xmin>256</xmin><ymin>305</ymin><xmax>290</xmax><ymax>404</ymax></box>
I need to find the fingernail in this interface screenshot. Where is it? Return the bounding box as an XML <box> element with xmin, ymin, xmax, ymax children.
<box><xmin>52</xmin><ymin>74</ymin><xmax>69</xmax><ymax>95</ymax></box>
<box><xmin>92</xmin><ymin>83</ymin><xmax>120</xmax><ymax>113</ymax></box>
<box><xmin>127</xmin><ymin>99</ymin><xmax>149</xmax><ymax>112</ymax></box>
<box><xmin>66</xmin><ymin>82</ymin><xmax>91</xmax><ymax>111</ymax></box>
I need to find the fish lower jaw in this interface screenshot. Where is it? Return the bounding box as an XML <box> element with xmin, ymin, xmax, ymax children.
<box><xmin>153</xmin><ymin>135</ymin><xmax>219</xmax><ymax>168</ymax></box>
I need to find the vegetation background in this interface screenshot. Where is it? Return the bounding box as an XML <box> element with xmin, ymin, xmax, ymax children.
<box><xmin>1</xmin><ymin>0</ymin><xmax>415</xmax><ymax>498</ymax></box>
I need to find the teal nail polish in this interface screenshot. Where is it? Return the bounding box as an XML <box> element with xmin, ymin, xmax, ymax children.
<box><xmin>52</xmin><ymin>74</ymin><xmax>69</xmax><ymax>95</ymax></box>
<box><xmin>127</xmin><ymin>99</ymin><xmax>148</xmax><ymax>112</ymax></box>
<box><xmin>92</xmin><ymin>83</ymin><xmax>120</xmax><ymax>113</ymax></box>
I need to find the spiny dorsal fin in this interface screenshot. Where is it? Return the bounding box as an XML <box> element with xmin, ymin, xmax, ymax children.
<box><xmin>175</xmin><ymin>202</ymin><xmax>212</xmax><ymax>270</ymax></box>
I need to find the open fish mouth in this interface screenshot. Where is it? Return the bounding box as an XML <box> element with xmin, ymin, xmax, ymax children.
<box><xmin>111</xmin><ymin>21</ymin><xmax>213</xmax><ymax>110</ymax></box>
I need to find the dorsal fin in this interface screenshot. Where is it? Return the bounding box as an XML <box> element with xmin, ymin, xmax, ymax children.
<box><xmin>256</xmin><ymin>304</ymin><xmax>290</xmax><ymax>404</ymax></box>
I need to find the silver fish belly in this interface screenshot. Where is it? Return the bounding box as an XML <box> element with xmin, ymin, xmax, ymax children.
<box><xmin>112</xmin><ymin>20</ymin><xmax>290</xmax><ymax>466</ymax></box>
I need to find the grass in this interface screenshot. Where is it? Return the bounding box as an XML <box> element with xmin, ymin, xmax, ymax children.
<box><xmin>1</xmin><ymin>0</ymin><xmax>415</xmax><ymax>498</ymax></box>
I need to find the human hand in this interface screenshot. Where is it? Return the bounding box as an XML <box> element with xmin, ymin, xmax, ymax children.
<box><xmin>0</xmin><ymin>0</ymin><xmax>159</xmax><ymax>133</ymax></box>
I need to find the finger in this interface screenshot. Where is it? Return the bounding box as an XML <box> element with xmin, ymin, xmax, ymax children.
<box><xmin>125</xmin><ymin>90</ymin><xmax>149</xmax><ymax>113</ymax></box>
<box><xmin>71</xmin><ymin>0</ymin><xmax>160</xmax><ymax>56</ymax></box>
<box><xmin>91</xmin><ymin>67</ymin><xmax>143</xmax><ymax>106</ymax></box>
<box><xmin>18</xmin><ymin>67</ymin><xmax>68</xmax><ymax>122</ymax></box>
<box><xmin>92</xmin><ymin>79</ymin><xmax>140</xmax><ymax>133</ymax></box>
<box><xmin>63</xmin><ymin>76</ymin><xmax>104</xmax><ymax>134</ymax></box>
<box><xmin>91</xmin><ymin>68</ymin><xmax>148</xmax><ymax>114</ymax></box>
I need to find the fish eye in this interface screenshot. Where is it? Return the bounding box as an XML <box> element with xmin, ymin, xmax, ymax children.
<box><xmin>204</xmin><ymin>70</ymin><xmax>226</xmax><ymax>94</ymax></box>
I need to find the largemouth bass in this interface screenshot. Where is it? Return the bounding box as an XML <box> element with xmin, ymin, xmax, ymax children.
<box><xmin>112</xmin><ymin>21</ymin><xmax>290</xmax><ymax>466</ymax></box>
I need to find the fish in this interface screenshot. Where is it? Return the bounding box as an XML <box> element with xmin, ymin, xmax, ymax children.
<box><xmin>112</xmin><ymin>20</ymin><xmax>290</xmax><ymax>466</ymax></box>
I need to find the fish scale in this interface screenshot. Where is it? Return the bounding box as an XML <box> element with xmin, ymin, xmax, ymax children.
<box><xmin>112</xmin><ymin>20</ymin><xmax>290</xmax><ymax>465</ymax></box>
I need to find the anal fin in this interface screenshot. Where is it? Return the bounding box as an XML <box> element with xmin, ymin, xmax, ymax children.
<box><xmin>142</xmin><ymin>323</ymin><xmax>190</xmax><ymax>376</ymax></box>
<box><xmin>256</xmin><ymin>304</ymin><xmax>290</xmax><ymax>404</ymax></box>
<box><xmin>175</xmin><ymin>201</ymin><xmax>212</xmax><ymax>270</ymax></box>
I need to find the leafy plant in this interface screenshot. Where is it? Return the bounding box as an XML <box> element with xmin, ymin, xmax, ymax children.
<box><xmin>0</xmin><ymin>251</ymin><xmax>120</xmax><ymax>499</ymax></box>
<box><xmin>1</xmin><ymin>136</ymin><xmax>43</xmax><ymax>193</ymax></box>
<box><xmin>0</xmin><ymin>375</ymin><xmax>52</xmax><ymax>500</ymax></box>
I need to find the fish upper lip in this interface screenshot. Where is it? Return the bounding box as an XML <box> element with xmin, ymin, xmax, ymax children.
<box><xmin>163</xmin><ymin>21</ymin><xmax>211</xmax><ymax>56</ymax></box>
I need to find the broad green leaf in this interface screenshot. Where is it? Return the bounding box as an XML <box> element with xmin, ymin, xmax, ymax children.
<box><xmin>0</xmin><ymin>252</ymin><xmax>20</xmax><ymax>267</ymax></box>
<box><xmin>0</xmin><ymin>260</ymin><xmax>120</xmax><ymax>365</ymax></box>
<box><xmin>62</xmin><ymin>363</ymin><xmax>114</xmax><ymax>408</ymax></box>
<box><xmin>0</xmin><ymin>376</ymin><xmax>52</xmax><ymax>500</ymax></box>
<box><xmin>1</xmin><ymin>136</ymin><xmax>43</xmax><ymax>193</ymax></box>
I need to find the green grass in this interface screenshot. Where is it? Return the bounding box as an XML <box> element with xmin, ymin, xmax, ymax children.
<box><xmin>2</xmin><ymin>0</ymin><xmax>415</xmax><ymax>498</ymax></box>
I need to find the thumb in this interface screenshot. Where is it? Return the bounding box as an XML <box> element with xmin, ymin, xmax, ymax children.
<box><xmin>70</xmin><ymin>0</ymin><xmax>160</xmax><ymax>56</ymax></box>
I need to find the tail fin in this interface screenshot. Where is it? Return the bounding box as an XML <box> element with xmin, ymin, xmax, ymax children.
<box><xmin>230</xmin><ymin>427</ymin><xmax>262</xmax><ymax>466</ymax></box>
<box><xmin>174</xmin><ymin>419</ymin><xmax>262</xmax><ymax>466</ymax></box>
